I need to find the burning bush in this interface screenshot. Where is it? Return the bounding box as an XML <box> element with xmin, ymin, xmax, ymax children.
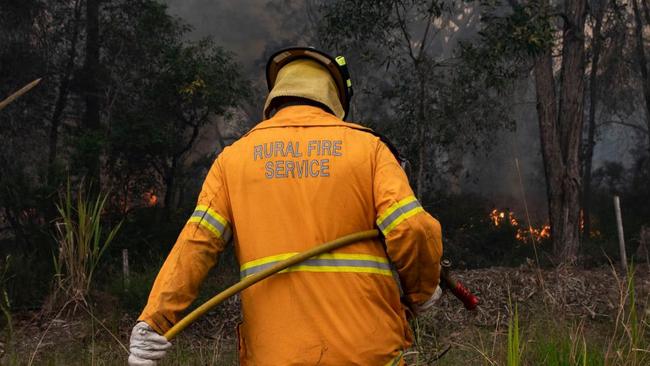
<box><xmin>488</xmin><ymin>209</ymin><xmax>550</xmax><ymax>244</ymax></box>
<box><xmin>425</xmin><ymin>194</ymin><xmax>546</xmax><ymax>269</ymax></box>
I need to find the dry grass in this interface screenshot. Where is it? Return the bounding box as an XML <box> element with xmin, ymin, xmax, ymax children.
<box><xmin>2</xmin><ymin>264</ymin><xmax>648</xmax><ymax>365</ymax></box>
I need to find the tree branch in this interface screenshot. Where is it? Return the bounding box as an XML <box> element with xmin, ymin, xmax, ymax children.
<box><xmin>417</xmin><ymin>0</ymin><xmax>437</xmax><ymax>60</ymax></box>
<box><xmin>393</xmin><ymin>0</ymin><xmax>416</xmax><ymax>63</ymax></box>
<box><xmin>176</xmin><ymin>122</ymin><xmax>201</xmax><ymax>158</ymax></box>
<box><xmin>642</xmin><ymin>0</ymin><xmax>650</xmax><ymax>24</ymax></box>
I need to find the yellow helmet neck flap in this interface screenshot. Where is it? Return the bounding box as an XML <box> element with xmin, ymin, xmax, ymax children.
<box><xmin>264</xmin><ymin>59</ymin><xmax>344</xmax><ymax>120</ymax></box>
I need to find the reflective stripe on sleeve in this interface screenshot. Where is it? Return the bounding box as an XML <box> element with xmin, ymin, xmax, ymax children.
<box><xmin>376</xmin><ymin>195</ymin><xmax>424</xmax><ymax>236</ymax></box>
<box><xmin>240</xmin><ymin>252</ymin><xmax>392</xmax><ymax>278</ymax></box>
<box><xmin>188</xmin><ymin>205</ymin><xmax>232</xmax><ymax>241</ymax></box>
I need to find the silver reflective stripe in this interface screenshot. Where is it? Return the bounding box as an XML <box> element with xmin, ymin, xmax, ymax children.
<box><xmin>377</xmin><ymin>200</ymin><xmax>422</xmax><ymax>232</ymax></box>
<box><xmin>191</xmin><ymin>210</ymin><xmax>232</xmax><ymax>241</ymax></box>
<box><xmin>191</xmin><ymin>210</ymin><xmax>226</xmax><ymax>232</ymax></box>
<box><xmin>240</xmin><ymin>258</ymin><xmax>392</xmax><ymax>278</ymax></box>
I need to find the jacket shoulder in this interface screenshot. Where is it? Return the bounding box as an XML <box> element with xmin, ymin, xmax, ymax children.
<box><xmin>341</xmin><ymin>122</ymin><xmax>404</xmax><ymax>163</ymax></box>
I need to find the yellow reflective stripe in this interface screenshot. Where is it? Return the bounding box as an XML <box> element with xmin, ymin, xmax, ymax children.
<box><xmin>382</xmin><ymin>206</ymin><xmax>424</xmax><ymax>235</ymax></box>
<box><xmin>240</xmin><ymin>252</ymin><xmax>392</xmax><ymax>278</ymax></box>
<box><xmin>376</xmin><ymin>196</ymin><xmax>424</xmax><ymax>236</ymax></box>
<box><xmin>335</xmin><ymin>55</ymin><xmax>347</xmax><ymax>66</ymax></box>
<box><xmin>195</xmin><ymin>204</ymin><xmax>228</xmax><ymax>227</ymax></box>
<box><xmin>240</xmin><ymin>252</ymin><xmax>298</xmax><ymax>271</ymax></box>
<box><xmin>188</xmin><ymin>205</ymin><xmax>230</xmax><ymax>240</ymax></box>
<box><xmin>188</xmin><ymin>216</ymin><xmax>220</xmax><ymax>237</ymax></box>
<box><xmin>377</xmin><ymin>196</ymin><xmax>417</xmax><ymax>224</ymax></box>
<box><xmin>240</xmin><ymin>252</ymin><xmax>389</xmax><ymax>271</ymax></box>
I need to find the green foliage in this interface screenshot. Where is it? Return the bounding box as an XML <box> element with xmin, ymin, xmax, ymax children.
<box><xmin>317</xmin><ymin>0</ymin><xmax>516</xmax><ymax>193</ymax></box>
<box><xmin>479</xmin><ymin>2</ymin><xmax>555</xmax><ymax>58</ymax></box>
<box><xmin>0</xmin><ymin>0</ymin><xmax>250</xmax><ymax>309</ymax></box>
<box><xmin>607</xmin><ymin>265</ymin><xmax>650</xmax><ymax>366</ymax></box>
<box><xmin>507</xmin><ymin>303</ymin><xmax>521</xmax><ymax>366</ymax></box>
<box><xmin>457</xmin><ymin>1</ymin><xmax>556</xmax><ymax>100</ymax></box>
<box><xmin>530</xmin><ymin>329</ymin><xmax>604</xmax><ymax>366</ymax></box>
<box><xmin>103</xmin><ymin>0</ymin><xmax>249</xmax><ymax>209</ymax></box>
<box><xmin>52</xmin><ymin>182</ymin><xmax>122</xmax><ymax>303</ymax></box>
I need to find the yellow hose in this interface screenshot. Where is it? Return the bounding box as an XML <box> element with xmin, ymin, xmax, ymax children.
<box><xmin>164</xmin><ymin>229</ymin><xmax>380</xmax><ymax>340</ymax></box>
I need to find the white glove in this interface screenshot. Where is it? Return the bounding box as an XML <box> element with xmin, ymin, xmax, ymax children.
<box><xmin>414</xmin><ymin>285</ymin><xmax>443</xmax><ymax>315</ymax></box>
<box><xmin>128</xmin><ymin>321</ymin><xmax>172</xmax><ymax>366</ymax></box>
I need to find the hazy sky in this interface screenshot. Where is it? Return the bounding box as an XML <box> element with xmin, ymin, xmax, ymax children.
<box><xmin>163</xmin><ymin>0</ymin><xmax>306</xmax><ymax>75</ymax></box>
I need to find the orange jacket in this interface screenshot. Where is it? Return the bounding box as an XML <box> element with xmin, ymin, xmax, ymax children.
<box><xmin>139</xmin><ymin>105</ymin><xmax>443</xmax><ymax>365</ymax></box>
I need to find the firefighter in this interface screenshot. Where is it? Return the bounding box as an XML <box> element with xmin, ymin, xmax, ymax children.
<box><xmin>129</xmin><ymin>47</ymin><xmax>443</xmax><ymax>366</ymax></box>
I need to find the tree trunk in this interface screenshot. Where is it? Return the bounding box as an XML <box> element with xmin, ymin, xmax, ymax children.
<box><xmin>582</xmin><ymin>1</ymin><xmax>606</xmax><ymax>239</ymax></box>
<box><xmin>632</xmin><ymin>0</ymin><xmax>650</xmax><ymax>153</ymax></box>
<box><xmin>48</xmin><ymin>0</ymin><xmax>82</xmax><ymax>184</ymax></box>
<box><xmin>533</xmin><ymin>50</ymin><xmax>564</xmax><ymax>257</ymax></box>
<box><xmin>558</xmin><ymin>0</ymin><xmax>588</xmax><ymax>263</ymax></box>
<box><xmin>81</xmin><ymin>0</ymin><xmax>101</xmax><ymax>189</ymax></box>
<box><xmin>533</xmin><ymin>0</ymin><xmax>587</xmax><ymax>264</ymax></box>
<box><xmin>642</xmin><ymin>0</ymin><xmax>650</xmax><ymax>25</ymax></box>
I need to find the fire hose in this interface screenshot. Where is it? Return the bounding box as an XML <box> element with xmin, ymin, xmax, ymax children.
<box><xmin>163</xmin><ymin>229</ymin><xmax>479</xmax><ymax>341</ymax></box>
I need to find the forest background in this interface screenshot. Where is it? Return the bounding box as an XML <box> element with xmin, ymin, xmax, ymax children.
<box><xmin>1</xmin><ymin>0</ymin><xmax>649</xmax><ymax>364</ymax></box>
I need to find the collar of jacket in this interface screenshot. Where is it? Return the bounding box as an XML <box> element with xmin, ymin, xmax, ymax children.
<box><xmin>245</xmin><ymin>105</ymin><xmax>373</xmax><ymax>137</ymax></box>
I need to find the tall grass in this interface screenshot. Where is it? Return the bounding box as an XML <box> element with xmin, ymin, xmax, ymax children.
<box><xmin>507</xmin><ymin>303</ymin><xmax>521</xmax><ymax>366</ymax></box>
<box><xmin>52</xmin><ymin>182</ymin><xmax>122</xmax><ymax>305</ymax></box>
<box><xmin>499</xmin><ymin>265</ymin><xmax>648</xmax><ymax>366</ymax></box>
<box><xmin>605</xmin><ymin>264</ymin><xmax>649</xmax><ymax>366</ymax></box>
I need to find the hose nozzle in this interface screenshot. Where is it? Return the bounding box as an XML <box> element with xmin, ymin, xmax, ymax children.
<box><xmin>440</xmin><ymin>259</ymin><xmax>479</xmax><ymax>310</ymax></box>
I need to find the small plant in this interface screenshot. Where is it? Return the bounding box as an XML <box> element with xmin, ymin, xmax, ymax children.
<box><xmin>51</xmin><ymin>181</ymin><xmax>122</xmax><ymax>306</ymax></box>
<box><xmin>530</xmin><ymin>320</ymin><xmax>603</xmax><ymax>366</ymax></box>
<box><xmin>507</xmin><ymin>303</ymin><xmax>521</xmax><ymax>366</ymax></box>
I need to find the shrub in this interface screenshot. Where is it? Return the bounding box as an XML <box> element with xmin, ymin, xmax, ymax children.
<box><xmin>50</xmin><ymin>182</ymin><xmax>122</xmax><ymax>307</ymax></box>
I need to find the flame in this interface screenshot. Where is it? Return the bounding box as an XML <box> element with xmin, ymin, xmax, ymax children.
<box><xmin>489</xmin><ymin>209</ymin><xmax>550</xmax><ymax>243</ymax></box>
<box><xmin>143</xmin><ymin>190</ymin><xmax>158</xmax><ymax>207</ymax></box>
<box><xmin>489</xmin><ymin>209</ymin><xmax>519</xmax><ymax>227</ymax></box>
<box><xmin>490</xmin><ymin>208</ymin><xmax>600</xmax><ymax>241</ymax></box>
<box><xmin>490</xmin><ymin>209</ymin><xmax>509</xmax><ymax>226</ymax></box>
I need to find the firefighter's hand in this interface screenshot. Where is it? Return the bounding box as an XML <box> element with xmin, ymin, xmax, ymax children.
<box><xmin>128</xmin><ymin>321</ymin><xmax>172</xmax><ymax>366</ymax></box>
<box><xmin>414</xmin><ymin>285</ymin><xmax>443</xmax><ymax>315</ymax></box>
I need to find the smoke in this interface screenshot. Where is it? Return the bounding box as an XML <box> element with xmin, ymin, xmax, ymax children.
<box><xmin>163</xmin><ymin>0</ymin><xmax>308</xmax><ymax>75</ymax></box>
<box><xmin>461</xmin><ymin>76</ymin><xmax>549</xmax><ymax>224</ymax></box>
<box><xmin>162</xmin><ymin>0</ymin><xmax>640</xmax><ymax>220</ymax></box>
